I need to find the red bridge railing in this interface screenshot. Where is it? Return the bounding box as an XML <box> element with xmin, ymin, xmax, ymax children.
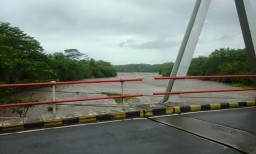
<box><xmin>0</xmin><ymin>78</ymin><xmax>144</xmax><ymax>88</ymax></box>
<box><xmin>0</xmin><ymin>78</ymin><xmax>144</xmax><ymax>112</ymax></box>
<box><xmin>0</xmin><ymin>94</ymin><xmax>143</xmax><ymax>108</ymax></box>
<box><xmin>154</xmin><ymin>75</ymin><xmax>256</xmax><ymax>95</ymax></box>
<box><xmin>1</xmin><ymin>75</ymin><xmax>255</xmax><ymax>111</ymax></box>
<box><xmin>154</xmin><ymin>88</ymin><xmax>256</xmax><ymax>95</ymax></box>
<box><xmin>155</xmin><ymin>75</ymin><xmax>256</xmax><ymax>80</ymax></box>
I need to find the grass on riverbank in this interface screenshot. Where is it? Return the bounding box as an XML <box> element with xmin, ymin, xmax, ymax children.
<box><xmin>102</xmin><ymin>92</ymin><xmax>140</xmax><ymax>104</ymax></box>
<box><xmin>231</xmin><ymin>83</ymin><xmax>255</xmax><ymax>88</ymax></box>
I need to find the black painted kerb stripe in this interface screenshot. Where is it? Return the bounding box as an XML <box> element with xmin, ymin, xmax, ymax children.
<box><xmin>152</xmin><ymin>108</ymin><xmax>166</xmax><ymax>116</ymax></box>
<box><xmin>96</xmin><ymin>114</ymin><xmax>112</xmax><ymax>121</ymax></box>
<box><xmin>221</xmin><ymin>103</ymin><xmax>229</xmax><ymax>109</ymax></box>
<box><xmin>201</xmin><ymin>104</ymin><xmax>211</xmax><ymax>111</ymax></box>
<box><xmin>238</xmin><ymin>102</ymin><xmax>247</xmax><ymax>107</ymax></box>
<box><xmin>62</xmin><ymin>118</ymin><xmax>79</xmax><ymax>125</ymax></box>
<box><xmin>180</xmin><ymin>106</ymin><xmax>190</xmax><ymax>112</ymax></box>
<box><xmin>24</xmin><ymin>122</ymin><xmax>44</xmax><ymax>129</ymax></box>
<box><xmin>126</xmin><ymin>111</ymin><xmax>140</xmax><ymax>118</ymax></box>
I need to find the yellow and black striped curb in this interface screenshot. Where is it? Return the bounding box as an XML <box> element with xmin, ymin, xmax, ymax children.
<box><xmin>170</xmin><ymin>100</ymin><xmax>256</xmax><ymax>114</ymax></box>
<box><xmin>0</xmin><ymin>110</ymin><xmax>144</xmax><ymax>132</ymax></box>
<box><xmin>142</xmin><ymin>100</ymin><xmax>256</xmax><ymax>115</ymax></box>
<box><xmin>0</xmin><ymin>100</ymin><xmax>255</xmax><ymax>133</ymax></box>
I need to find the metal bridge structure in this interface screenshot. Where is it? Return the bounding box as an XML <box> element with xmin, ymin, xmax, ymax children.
<box><xmin>163</xmin><ymin>0</ymin><xmax>256</xmax><ymax>102</ymax></box>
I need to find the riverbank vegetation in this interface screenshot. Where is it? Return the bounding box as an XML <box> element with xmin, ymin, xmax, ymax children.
<box><xmin>115</xmin><ymin>48</ymin><xmax>253</xmax><ymax>86</ymax></box>
<box><xmin>0</xmin><ymin>22</ymin><xmax>117</xmax><ymax>85</ymax></box>
<box><xmin>188</xmin><ymin>48</ymin><xmax>253</xmax><ymax>86</ymax></box>
<box><xmin>0</xmin><ymin>22</ymin><xmax>117</xmax><ymax>107</ymax></box>
<box><xmin>114</xmin><ymin>62</ymin><xmax>174</xmax><ymax>76</ymax></box>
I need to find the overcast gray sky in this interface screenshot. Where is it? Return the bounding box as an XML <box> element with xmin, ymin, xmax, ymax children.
<box><xmin>1</xmin><ymin>0</ymin><xmax>256</xmax><ymax>65</ymax></box>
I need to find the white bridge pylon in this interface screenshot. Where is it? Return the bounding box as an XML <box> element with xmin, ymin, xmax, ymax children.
<box><xmin>163</xmin><ymin>0</ymin><xmax>256</xmax><ymax>103</ymax></box>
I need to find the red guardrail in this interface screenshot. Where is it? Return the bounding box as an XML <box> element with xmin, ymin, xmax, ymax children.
<box><xmin>0</xmin><ymin>78</ymin><xmax>144</xmax><ymax>88</ymax></box>
<box><xmin>0</xmin><ymin>94</ymin><xmax>144</xmax><ymax>108</ymax></box>
<box><xmin>155</xmin><ymin>75</ymin><xmax>256</xmax><ymax>80</ymax></box>
<box><xmin>153</xmin><ymin>88</ymin><xmax>256</xmax><ymax>95</ymax></box>
<box><xmin>154</xmin><ymin>75</ymin><xmax>256</xmax><ymax>95</ymax></box>
<box><xmin>0</xmin><ymin>116</ymin><xmax>20</xmax><ymax>119</ymax></box>
<box><xmin>0</xmin><ymin>78</ymin><xmax>144</xmax><ymax>109</ymax></box>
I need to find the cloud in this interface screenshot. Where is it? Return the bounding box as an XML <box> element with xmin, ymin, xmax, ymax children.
<box><xmin>119</xmin><ymin>39</ymin><xmax>137</xmax><ymax>48</ymax></box>
<box><xmin>0</xmin><ymin>0</ymin><xmax>255</xmax><ymax>64</ymax></box>
<box><xmin>119</xmin><ymin>38</ymin><xmax>178</xmax><ymax>49</ymax></box>
<box><xmin>137</xmin><ymin>38</ymin><xmax>178</xmax><ymax>49</ymax></box>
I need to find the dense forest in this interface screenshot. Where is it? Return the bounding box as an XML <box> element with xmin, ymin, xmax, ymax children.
<box><xmin>114</xmin><ymin>63</ymin><xmax>174</xmax><ymax>76</ymax></box>
<box><xmin>115</xmin><ymin>48</ymin><xmax>254</xmax><ymax>86</ymax></box>
<box><xmin>0</xmin><ymin>22</ymin><xmax>117</xmax><ymax>85</ymax></box>
<box><xmin>188</xmin><ymin>48</ymin><xmax>253</xmax><ymax>86</ymax></box>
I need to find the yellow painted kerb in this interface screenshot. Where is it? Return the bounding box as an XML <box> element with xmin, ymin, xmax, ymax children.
<box><xmin>2</xmin><ymin>126</ymin><xmax>24</xmax><ymax>131</ymax></box>
<box><xmin>166</xmin><ymin>107</ymin><xmax>174</xmax><ymax>114</ymax></box>
<box><xmin>112</xmin><ymin>113</ymin><xmax>126</xmax><ymax>119</ymax></box>
<box><xmin>247</xmin><ymin>100</ymin><xmax>256</xmax><ymax>106</ymax></box>
<box><xmin>190</xmin><ymin>105</ymin><xmax>201</xmax><ymax>111</ymax></box>
<box><xmin>145</xmin><ymin>109</ymin><xmax>153</xmax><ymax>117</ymax></box>
<box><xmin>210</xmin><ymin>103</ymin><xmax>221</xmax><ymax>109</ymax></box>
<box><xmin>140</xmin><ymin>110</ymin><xmax>144</xmax><ymax>117</ymax></box>
<box><xmin>44</xmin><ymin>121</ymin><xmax>62</xmax><ymax>127</ymax></box>
<box><xmin>229</xmin><ymin>102</ymin><xmax>239</xmax><ymax>108</ymax></box>
<box><xmin>174</xmin><ymin>106</ymin><xmax>181</xmax><ymax>113</ymax></box>
<box><xmin>79</xmin><ymin>117</ymin><xmax>96</xmax><ymax>123</ymax></box>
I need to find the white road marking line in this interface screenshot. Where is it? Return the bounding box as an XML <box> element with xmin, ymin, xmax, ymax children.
<box><xmin>0</xmin><ymin>118</ymin><xmax>147</xmax><ymax>136</ymax></box>
<box><xmin>180</xmin><ymin>106</ymin><xmax>256</xmax><ymax>115</ymax></box>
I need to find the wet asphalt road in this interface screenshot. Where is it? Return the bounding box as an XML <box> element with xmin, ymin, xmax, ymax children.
<box><xmin>182</xmin><ymin>107</ymin><xmax>256</xmax><ymax>134</ymax></box>
<box><xmin>153</xmin><ymin>107</ymin><xmax>256</xmax><ymax>154</ymax></box>
<box><xmin>0</xmin><ymin>107</ymin><xmax>255</xmax><ymax>154</ymax></box>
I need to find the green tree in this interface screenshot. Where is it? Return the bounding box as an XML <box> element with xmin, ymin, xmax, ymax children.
<box><xmin>188</xmin><ymin>48</ymin><xmax>252</xmax><ymax>86</ymax></box>
<box><xmin>64</xmin><ymin>48</ymin><xmax>88</xmax><ymax>60</ymax></box>
<box><xmin>114</xmin><ymin>63</ymin><xmax>173</xmax><ymax>74</ymax></box>
<box><xmin>0</xmin><ymin>22</ymin><xmax>54</xmax><ymax>83</ymax></box>
<box><xmin>188</xmin><ymin>56</ymin><xmax>208</xmax><ymax>76</ymax></box>
<box><xmin>0</xmin><ymin>22</ymin><xmax>118</xmax><ymax>108</ymax></box>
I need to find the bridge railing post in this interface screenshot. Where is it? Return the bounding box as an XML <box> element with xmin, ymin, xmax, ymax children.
<box><xmin>121</xmin><ymin>80</ymin><xmax>125</xmax><ymax>111</ymax></box>
<box><xmin>51</xmin><ymin>81</ymin><xmax>56</xmax><ymax>114</ymax></box>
